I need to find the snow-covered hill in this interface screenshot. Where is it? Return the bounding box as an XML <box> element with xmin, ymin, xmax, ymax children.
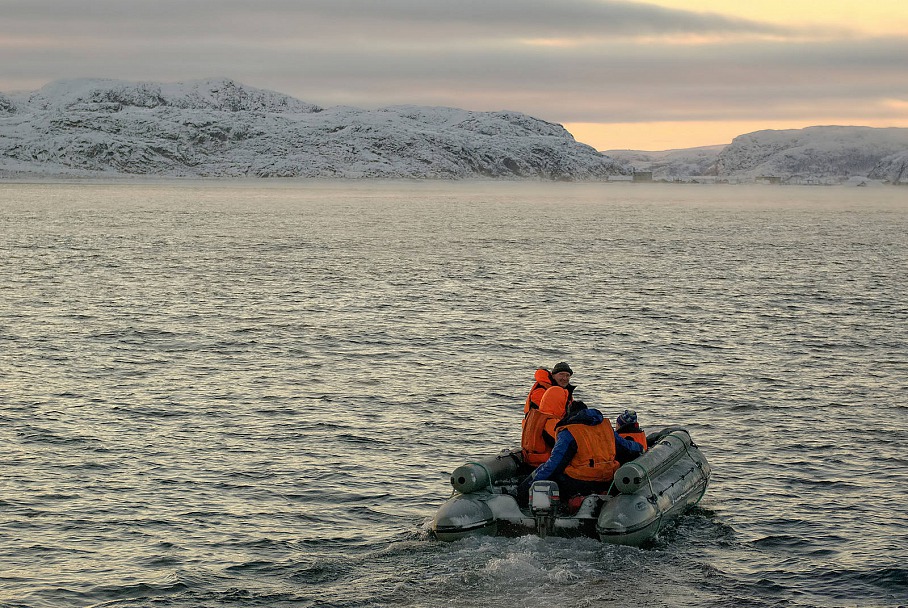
<box><xmin>603</xmin><ymin>145</ymin><xmax>723</xmax><ymax>181</ymax></box>
<box><xmin>868</xmin><ymin>149</ymin><xmax>908</xmax><ymax>184</ymax></box>
<box><xmin>0</xmin><ymin>78</ymin><xmax>624</xmax><ymax>180</ymax></box>
<box><xmin>606</xmin><ymin>127</ymin><xmax>908</xmax><ymax>184</ymax></box>
<box><xmin>716</xmin><ymin>126</ymin><xmax>908</xmax><ymax>184</ymax></box>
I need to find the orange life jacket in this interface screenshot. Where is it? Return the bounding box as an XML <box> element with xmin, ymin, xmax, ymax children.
<box><xmin>538</xmin><ymin>386</ymin><xmax>569</xmax><ymax>417</ymax></box>
<box><xmin>521</xmin><ymin>408</ymin><xmax>560</xmax><ymax>467</ymax></box>
<box><xmin>619</xmin><ymin>430</ymin><xmax>648</xmax><ymax>451</ymax></box>
<box><xmin>523</xmin><ymin>368</ymin><xmax>553</xmax><ymax>414</ymax></box>
<box><xmin>561</xmin><ymin>420</ymin><xmax>620</xmax><ymax>482</ymax></box>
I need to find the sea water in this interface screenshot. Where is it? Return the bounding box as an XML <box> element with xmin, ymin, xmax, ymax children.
<box><xmin>1</xmin><ymin>180</ymin><xmax>906</xmax><ymax>608</ymax></box>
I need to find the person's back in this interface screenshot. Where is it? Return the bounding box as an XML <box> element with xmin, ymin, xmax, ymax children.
<box><xmin>521</xmin><ymin>386</ymin><xmax>570</xmax><ymax>468</ymax></box>
<box><xmin>518</xmin><ymin>401</ymin><xmax>622</xmax><ymax>502</ymax></box>
<box><xmin>556</xmin><ymin>407</ymin><xmax>620</xmax><ymax>485</ymax></box>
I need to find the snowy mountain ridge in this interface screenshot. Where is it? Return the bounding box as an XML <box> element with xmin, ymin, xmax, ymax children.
<box><xmin>718</xmin><ymin>126</ymin><xmax>908</xmax><ymax>184</ymax></box>
<box><xmin>13</xmin><ymin>77</ymin><xmax>323</xmax><ymax>114</ymax></box>
<box><xmin>2</xmin><ymin>78</ymin><xmax>906</xmax><ymax>183</ymax></box>
<box><xmin>607</xmin><ymin>127</ymin><xmax>908</xmax><ymax>184</ymax></box>
<box><xmin>0</xmin><ymin>78</ymin><xmax>623</xmax><ymax>180</ymax></box>
<box><xmin>604</xmin><ymin>145</ymin><xmax>724</xmax><ymax>181</ymax></box>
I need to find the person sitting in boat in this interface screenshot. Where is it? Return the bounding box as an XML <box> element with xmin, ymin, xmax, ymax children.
<box><xmin>516</xmin><ymin>400</ymin><xmax>644</xmax><ymax>504</ymax></box>
<box><xmin>521</xmin><ymin>386</ymin><xmax>571</xmax><ymax>472</ymax></box>
<box><xmin>615</xmin><ymin>409</ymin><xmax>648</xmax><ymax>458</ymax></box>
<box><xmin>523</xmin><ymin>361</ymin><xmax>575</xmax><ymax>414</ymax></box>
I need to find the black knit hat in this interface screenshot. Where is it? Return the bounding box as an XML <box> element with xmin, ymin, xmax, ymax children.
<box><xmin>552</xmin><ymin>361</ymin><xmax>573</xmax><ymax>375</ymax></box>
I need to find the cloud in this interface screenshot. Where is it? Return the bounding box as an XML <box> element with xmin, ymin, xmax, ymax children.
<box><xmin>2</xmin><ymin>0</ymin><xmax>794</xmax><ymax>40</ymax></box>
<box><xmin>1</xmin><ymin>0</ymin><xmax>904</xmax><ymax>128</ymax></box>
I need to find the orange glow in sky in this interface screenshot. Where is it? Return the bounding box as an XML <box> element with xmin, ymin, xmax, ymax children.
<box><xmin>566</xmin><ymin>118</ymin><xmax>908</xmax><ymax>152</ymax></box>
<box><xmin>565</xmin><ymin>0</ymin><xmax>908</xmax><ymax>150</ymax></box>
<box><xmin>645</xmin><ymin>0</ymin><xmax>907</xmax><ymax>36</ymax></box>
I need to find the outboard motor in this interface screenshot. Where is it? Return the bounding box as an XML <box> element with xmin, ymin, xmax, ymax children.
<box><xmin>529</xmin><ymin>480</ymin><xmax>560</xmax><ymax>538</ymax></box>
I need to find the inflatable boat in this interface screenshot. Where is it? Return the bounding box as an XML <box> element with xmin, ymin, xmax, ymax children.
<box><xmin>432</xmin><ymin>427</ymin><xmax>710</xmax><ymax>546</ymax></box>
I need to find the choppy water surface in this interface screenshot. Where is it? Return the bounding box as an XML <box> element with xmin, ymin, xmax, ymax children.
<box><xmin>2</xmin><ymin>180</ymin><xmax>906</xmax><ymax>608</ymax></box>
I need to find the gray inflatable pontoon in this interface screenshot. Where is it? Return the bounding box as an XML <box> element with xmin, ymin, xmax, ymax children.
<box><xmin>432</xmin><ymin>427</ymin><xmax>710</xmax><ymax>546</ymax></box>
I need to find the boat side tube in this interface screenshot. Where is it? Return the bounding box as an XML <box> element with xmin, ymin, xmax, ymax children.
<box><xmin>450</xmin><ymin>448</ymin><xmax>523</xmax><ymax>494</ymax></box>
<box><xmin>434</xmin><ymin>448</ymin><xmax>529</xmax><ymax>541</ymax></box>
<box><xmin>432</xmin><ymin>490</ymin><xmax>534</xmax><ymax>542</ymax></box>
<box><xmin>598</xmin><ymin>430</ymin><xmax>710</xmax><ymax>546</ymax></box>
<box><xmin>432</xmin><ymin>493</ymin><xmax>498</xmax><ymax>541</ymax></box>
<box><xmin>613</xmin><ymin>429</ymin><xmax>693</xmax><ymax>494</ymax></box>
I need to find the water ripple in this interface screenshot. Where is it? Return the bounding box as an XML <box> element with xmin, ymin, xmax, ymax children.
<box><xmin>2</xmin><ymin>181</ymin><xmax>906</xmax><ymax>608</ymax></box>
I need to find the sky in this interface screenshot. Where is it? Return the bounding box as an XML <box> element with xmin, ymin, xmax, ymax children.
<box><xmin>1</xmin><ymin>0</ymin><xmax>906</xmax><ymax>151</ymax></box>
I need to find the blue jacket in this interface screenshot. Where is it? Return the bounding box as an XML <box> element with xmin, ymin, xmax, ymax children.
<box><xmin>525</xmin><ymin>408</ymin><xmax>643</xmax><ymax>485</ymax></box>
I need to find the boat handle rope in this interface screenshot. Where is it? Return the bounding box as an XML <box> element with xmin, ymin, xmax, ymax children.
<box><xmin>649</xmin><ymin>442</ymin><xmax>700</xmax><ymax>534</ymax></box>
<box><xmin>657</xmin><ymin>441</ymin><xmax>699</xmax><ymax>498</ymax></box>
<box><xmin>637</xmin><ymin>433</ymin><xmax>701</xmax><ymax>537</ymax></box>
<box><xmin>683</xmin><ymin>438</ymin><xmax>708</xmax><ymax>474</ymax></box>
<box><xmin>658</xmin><ymin>464</ymin><xmax>695</xmax><ymax>497</ymax></box>
<box><xmin>646</xmin><ymin>474</ymin><xmax>665</xmax><ymax>535</ymax></box>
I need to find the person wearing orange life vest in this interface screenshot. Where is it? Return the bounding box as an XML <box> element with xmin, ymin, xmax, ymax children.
<box><xmin>516</xmin><ymin>400</ymin><xmax>644</xmax><ymax>503</ymax></box>
<box><xmin>615</xmin><ymin>409</ymin><xmax>647</xmax><ymax>461</ymax></box>
<box><xmin>521</xmin><ymin>386</ymin><xmax>571</xmax><ymax>470</ymax></box>
<box><xmin>524</xmin><ymin>361</ymin><xmax>575</xmax><ymax>415</ymax></box>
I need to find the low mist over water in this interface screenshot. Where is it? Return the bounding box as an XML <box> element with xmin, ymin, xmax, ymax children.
<box><xmin>2</xmin><ymin>180</ymin><xmax>906</xmax><ymax>608</ymax></box>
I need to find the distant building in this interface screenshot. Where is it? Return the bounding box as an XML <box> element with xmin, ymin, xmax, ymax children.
<box><xmin>632</xmin><ymin>170</ymin><xmax>653</xmax><ymax>183</ymax></box>
<box><xmin>756</xmin><ymin>175</ymin><xmax>782</xmax><ymax>185</ymax></box>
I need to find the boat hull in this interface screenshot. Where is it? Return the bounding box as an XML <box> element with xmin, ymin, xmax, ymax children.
<box><xmin>431</xmin><ymin>428</ymin><xmax>710</xmax><ymax>546</ymax></box>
